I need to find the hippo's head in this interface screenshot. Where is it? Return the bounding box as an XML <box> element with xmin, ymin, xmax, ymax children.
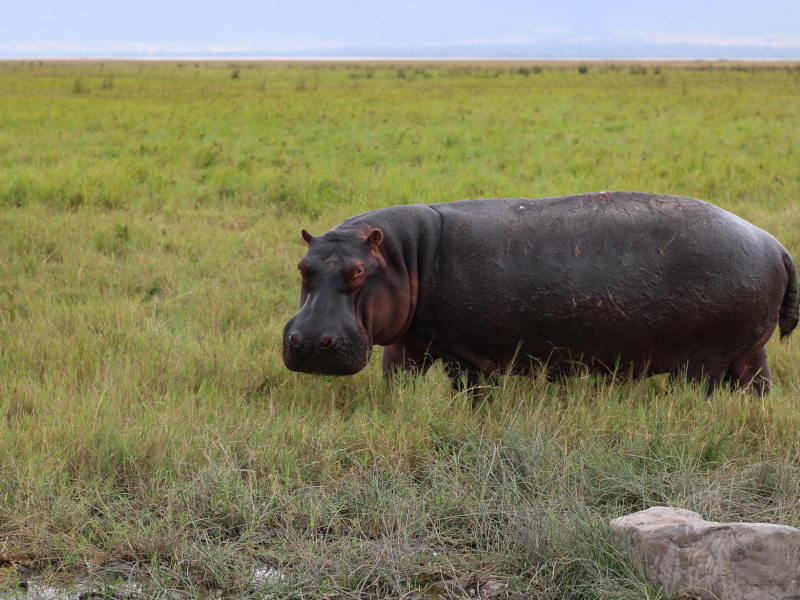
<box><xmin>283</xmin><ymin>226</ymin><xmax>413</xmax><ymax>375</ymax></box>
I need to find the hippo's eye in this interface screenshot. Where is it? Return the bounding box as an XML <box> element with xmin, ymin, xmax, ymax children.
<box><xmin>349</xmin><ymin>264</ymin><xmax>367</xmax><ymax>281</ymax></box>
<box><xmin>298</xmin><ymin>263</ymin><xmax>311</xmax><ymax>283</ymax></box>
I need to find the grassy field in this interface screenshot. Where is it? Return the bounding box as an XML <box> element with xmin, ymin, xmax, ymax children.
<box><xmin>1</xmin><ymin>60</ymin><xmax>800</xmax><ymax>598</ymax></box>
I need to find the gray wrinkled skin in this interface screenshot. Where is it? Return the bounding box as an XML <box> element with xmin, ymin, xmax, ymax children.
<box><xmin>283</xmin><ymin>192</ymin><xmax>798</xmax><ymax>394</ymax></box>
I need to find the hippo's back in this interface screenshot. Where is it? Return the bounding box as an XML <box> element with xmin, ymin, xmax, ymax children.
<box><xmin>430</xmin><ymin>192</ymin><xmax>765</xmax><ymax>258</ymax></box>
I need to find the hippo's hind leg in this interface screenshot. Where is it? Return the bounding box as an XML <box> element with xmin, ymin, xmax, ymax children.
<box><xmin>682</xmin><ymin>355</ymin><xmax>730</xmax><ymax>396</ymax></box>
<box><xmin>727</xmin><ymin>344</ymin><xmax>771</xmax><ymax>396</ymax></box>
<box><xmin>382</xmin><ymin>343</ymin><xmax>432</xmax><ymax>378</ymax></box>
<box><xmin>683</xmin><ymin>337</ymin><xmax>772</xmax><ymax>396</ymax></box>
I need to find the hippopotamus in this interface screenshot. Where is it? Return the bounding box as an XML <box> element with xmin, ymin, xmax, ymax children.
<box><xmin>283</xmin><ymin>192</ymin><xmax>798</xmax><ymax>395</ymax></box>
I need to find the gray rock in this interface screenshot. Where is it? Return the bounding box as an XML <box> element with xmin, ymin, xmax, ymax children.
<box><xmin>610</xmin><ymin>506</ymin><xmax>800</xmax><ymax>600</ymax></box>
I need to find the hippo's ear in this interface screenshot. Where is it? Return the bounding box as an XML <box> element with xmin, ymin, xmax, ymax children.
<box><xmin>301</xmin><ymin>229</ymin><xmax>314</xmax><ymax>245</ymax></box>
<box><xmin>366</xmin><ymin>228</ymin><xmax>383</xmax><ymax>247</ymax></box>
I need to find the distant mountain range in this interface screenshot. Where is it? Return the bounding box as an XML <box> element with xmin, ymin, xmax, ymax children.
<box><xmin>3</xmin><ymin>40</ymin><xmax>799</xmax><ymax>60</ymax></box>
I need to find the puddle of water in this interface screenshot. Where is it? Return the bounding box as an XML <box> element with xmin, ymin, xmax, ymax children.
<box><xmin>250</xmin><ymin>566</ymin><xmax>283</xmax><ymax>587</ymax></box>
<box><xmin>2</xmin><ymin>566</ymin><xmax>283</xmax><ymax>599</ymax></box>
<box><xmin>1</xmin><ymin>580</ymin><xmax>76</xmax><ymax>600</ymax></box>
<box><xmin>2</xmin><ymin>580</ymin><xmax>143</xmax><ymax>600</ymax></box>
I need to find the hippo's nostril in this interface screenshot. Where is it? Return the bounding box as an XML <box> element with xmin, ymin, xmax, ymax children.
<box><xmin>288</xmin><ymin>333</ymin><xmax>300</xmax><ymax>348</ymax></box>
<box><xmin>320</xmin><ymin>335</ymin><xmax>335</xmax><ymax>349</ymax></box>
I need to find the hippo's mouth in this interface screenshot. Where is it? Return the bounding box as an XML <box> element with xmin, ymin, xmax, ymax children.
<box><xmin>282</xmin><ymin>335</ymin><xmax>373</xmax><ymax>376</ymax></box>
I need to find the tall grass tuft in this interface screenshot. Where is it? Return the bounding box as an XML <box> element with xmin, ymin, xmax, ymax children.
<box><xmin>71</xmin><ymin>76</ymin><xmax>87</xmax><ymax>94</ymax></box>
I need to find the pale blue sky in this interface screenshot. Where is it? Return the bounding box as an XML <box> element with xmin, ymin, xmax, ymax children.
<box><xmin>3</xmin><ymin>1</ymin><xmax>800</xmax><ymax>56</ymax></box>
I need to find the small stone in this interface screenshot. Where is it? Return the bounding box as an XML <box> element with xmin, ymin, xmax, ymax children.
<box><xmin>610</xmin><ymin>506</ymin><xmax>800</xmax><ymax>600</ymax></box>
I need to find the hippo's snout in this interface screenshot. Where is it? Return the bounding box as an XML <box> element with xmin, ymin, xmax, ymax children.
<box><xmin>282</xmin><ymin>316</ymin><xmax>371</xmax><ymax>376</ymax></box>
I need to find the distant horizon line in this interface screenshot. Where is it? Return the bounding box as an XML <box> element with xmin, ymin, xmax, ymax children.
<box><xmin>5</xmin><ymin>37</ymin><xmax>800</xmax><ymax>62</ymax></box>
<box><xmin>3</xmin><ymin>56</ymin><xmax>800</xmax><ymax>62</ymax></box>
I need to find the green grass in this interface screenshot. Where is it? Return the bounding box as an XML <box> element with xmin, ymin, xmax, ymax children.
<box><xmin>1</xmin><ymin>60</ymin><xmax>800</xmax><ymax>598</ymax></box>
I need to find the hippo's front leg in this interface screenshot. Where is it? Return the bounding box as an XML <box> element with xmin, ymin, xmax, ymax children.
<box><xmin>381</xmin><ymin>342</ymin><xmax>433</xmax><ymax>378</ymax></box>
<box><xmin>442</xmin><ymin>359</ymin><xmax>497</xmax><ymax>407</ymax></box>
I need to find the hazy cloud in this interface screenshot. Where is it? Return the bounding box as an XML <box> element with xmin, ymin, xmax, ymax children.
<box><xmin>3</xmin><ymin>1</ymin><xmax>799</xmax><ymax>58</ymax></box>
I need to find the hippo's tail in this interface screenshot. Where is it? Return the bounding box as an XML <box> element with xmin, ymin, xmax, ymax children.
<box><xmin>780</xmin><ymin>250</ymin><xmax>799</xmax><ymax>340</ymax></box>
